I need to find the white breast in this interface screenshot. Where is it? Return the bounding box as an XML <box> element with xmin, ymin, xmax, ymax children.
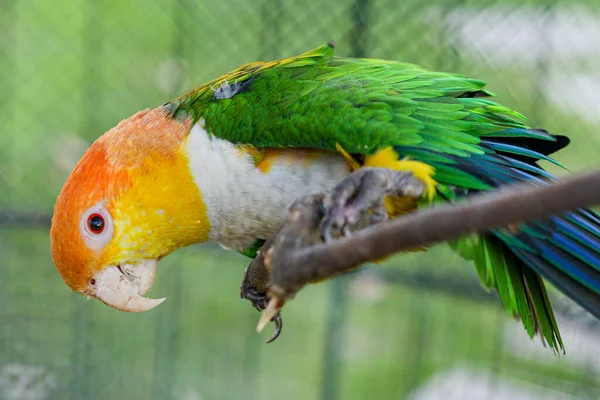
<box><xmin>184</xmin><ymin>122</ymin><xmax>350</xmax><ymax>251</ymax></box>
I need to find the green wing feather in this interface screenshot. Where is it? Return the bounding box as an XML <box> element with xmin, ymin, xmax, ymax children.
<box><xmin>175</xmin><ymin>44</ymin><xmax>495</xmax><ymax>155</ymax></box>
<box><xmin>450</xmin><ymin>235</ymin><xmax>562</xmax><ymax>350</ymax></box>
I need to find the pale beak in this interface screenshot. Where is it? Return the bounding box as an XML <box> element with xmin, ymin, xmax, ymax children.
<box><xmin>88</xmin><ymin>260</ymin><xmax>166</xmax><ymax>312</ymax></box>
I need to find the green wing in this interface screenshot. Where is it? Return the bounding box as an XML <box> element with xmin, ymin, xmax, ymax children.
<box><xmin>175</xmin><ymin>43</ymin><xmax>516</xmax><ymax>156</ymax></box>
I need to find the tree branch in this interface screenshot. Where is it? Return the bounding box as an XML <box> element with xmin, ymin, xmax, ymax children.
<box><xmin>256</xmin><ymin>170</ymin><xmax>600</xmax><ymax>330</ymax></box>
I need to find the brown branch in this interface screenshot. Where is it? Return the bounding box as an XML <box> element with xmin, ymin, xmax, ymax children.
<box><xmin>256</xmin><ymin>170</ymin><xmax>600</xmax><ymax>329</ymax></box>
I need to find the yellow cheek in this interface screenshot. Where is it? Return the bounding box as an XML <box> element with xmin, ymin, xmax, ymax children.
<box><xmin>104</xmin><ymin>149</ymin><xmax>209</xmax><ymax>262</ymax></box>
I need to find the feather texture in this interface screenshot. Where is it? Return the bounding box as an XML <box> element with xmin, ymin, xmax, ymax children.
<box><xmin>167</xmin><ymin>44</ymin><xmax>600</xmax><ymax>352</ymax></box>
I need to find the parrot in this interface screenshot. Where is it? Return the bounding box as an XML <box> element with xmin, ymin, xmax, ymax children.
<box><xmin>50</xmin><ymin>43</ymin><xmax>600</xmax><ymax>352</ymax></box>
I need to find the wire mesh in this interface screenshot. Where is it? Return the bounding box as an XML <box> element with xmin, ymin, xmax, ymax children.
<box><xmin>1</xmin><ymin>0</ymin><xmax>600</xmax><ymax>399</ymax></box>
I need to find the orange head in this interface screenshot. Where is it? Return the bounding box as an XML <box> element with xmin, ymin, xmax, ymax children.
<box><xmin>50</xmin><ymin>107</ymin><xmax>209</xmax><ymax>311</ymax></box>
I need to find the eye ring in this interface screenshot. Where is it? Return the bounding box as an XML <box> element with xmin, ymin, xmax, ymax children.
<box><xmin>80</xmin><ymin>202</ymin><xmax>114</xmax><ymax>250</ymax></box>
<box><xmin>87</xmin><ymin>214</ymin><xmax>105</xmax><ymax>234</ymax></box>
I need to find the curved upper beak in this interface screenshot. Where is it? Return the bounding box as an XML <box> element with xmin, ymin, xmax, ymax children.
<box><xmin>87</xmin><ymin>259</ymin><xmax>166</xmax><ymax>312</ymax></box>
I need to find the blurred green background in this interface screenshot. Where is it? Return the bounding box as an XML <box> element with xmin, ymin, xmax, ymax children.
<box><xmin>1</xmin><ymin>0</ymin><xmax>600</xmax><ymax>399</ymax></box>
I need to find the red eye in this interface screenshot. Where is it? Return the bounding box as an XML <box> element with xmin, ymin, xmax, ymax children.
<box><xmin>87</xmin><ymin>214</ymin><xmax>105</xmax><ymax>233</ymax></box>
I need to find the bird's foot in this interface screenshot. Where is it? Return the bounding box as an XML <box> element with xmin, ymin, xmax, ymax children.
<box><xmin>241</xmin><ymin>284</ymin><xmax>283</xmax><ymax>343</ymax></box>
<box><xmin>322</xmin><ymin>167</ymin><xmax>425</xmax><ymax>241</ymax></box>
<box><xmin>242</xmin><ymin>287</ymin><xmax>283</xmax><ymax>343</ymax></box>
<box><xmin>240</xmin><ymin>238</ymin><xmax>283</xmax><ymax>343</ymax></box>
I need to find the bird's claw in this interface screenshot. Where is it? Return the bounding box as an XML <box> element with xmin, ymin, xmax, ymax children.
<box><xmin>265</xmin><ymin>312</ymin><xmax>283</xmax><ymax>343</ymax></box>
<box><xmin>242</xmin><ymin>288</ymin><xmax>284</xmax><ymax>343</ymax></box>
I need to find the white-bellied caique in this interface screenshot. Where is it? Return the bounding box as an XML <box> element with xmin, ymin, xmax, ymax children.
<box><xmin>50</xmin><ymin>43</ymin><xmax>600</xmax><ymax>352</ymax></box>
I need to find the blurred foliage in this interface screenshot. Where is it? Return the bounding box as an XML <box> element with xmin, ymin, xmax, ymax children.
<box><xmin>1</xmin><ymin>0</ymin><xmax>600</xmax><ymax>399</ymax></box>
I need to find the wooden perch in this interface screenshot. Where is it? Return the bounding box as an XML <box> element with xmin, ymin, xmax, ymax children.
<box><xmin>256</xmin><ymin>170</ymin><xmax>600</xmax><ymax>331</ymax></box>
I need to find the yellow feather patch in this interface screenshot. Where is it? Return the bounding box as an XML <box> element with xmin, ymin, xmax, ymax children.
<box><xmin>104</xmin><ymin>145</ymin><xmax>210</xmax><ymax>265</ymax></box>
<box><xmin>364</xmin><ymin>147</ymin><xmax>437</xmax><ymax>201</ymax></box>
<box><xmin>335</xmin><ymin>145</ymin><xmax>437</xmax><ymax>203</ymax></box>
<box><xmin>335</xmin><ymin>145</ymin><xmax>435</xmax><ymax>254</ymax></box>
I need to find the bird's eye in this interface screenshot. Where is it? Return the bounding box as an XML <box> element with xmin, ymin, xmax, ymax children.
<box><xmin>87</xmin><ymin>214</ymin><xmax>105</xmax><ymax>233</ymax></box>
<box><xmin>80</xmin><ymin>202</ymin><xmax>114</xmax><ymax>250</ymax></box>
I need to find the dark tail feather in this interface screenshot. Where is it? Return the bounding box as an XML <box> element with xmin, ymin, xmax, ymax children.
<box><xmin>495</xmin><ymin>208</ymin><xmax>600</xmax><ymax>321</ymax></box>
<box><xmin>398</xmin><ymin>127</ymin><xmax>600</xmax><ymax>350</ymax></box>
<box><xmin>510</xmin><ymin>245</ymin><xmax>600</xmax><ymax>321</ymax></box>
<box><xmin>475</xmin><ymin>129</ymin><xmax>600</xmax><ymax>320</ymax></box>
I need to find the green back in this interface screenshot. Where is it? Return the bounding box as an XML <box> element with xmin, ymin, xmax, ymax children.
<box><xmin>173</xmin><ymin>44</ymin><xmax>523</xmax><ymax>154</ymax></box>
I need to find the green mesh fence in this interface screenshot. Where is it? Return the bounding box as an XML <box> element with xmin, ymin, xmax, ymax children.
<box><xmin>1</xmin><ymin>0</ymin><xmax>600</xmax><ymax>399</ymax></box>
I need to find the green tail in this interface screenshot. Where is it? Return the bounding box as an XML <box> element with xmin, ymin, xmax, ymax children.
<box><xmin>451</xmin><ymin>235</ymin><xmax>563</xmax><ymax>352</ymax></box>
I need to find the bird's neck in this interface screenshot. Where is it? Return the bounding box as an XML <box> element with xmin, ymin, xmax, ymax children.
<box><xmin>183</xmin><ymin>122</ymin><xmax>350</xmax><ymax>251</ymax></box>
